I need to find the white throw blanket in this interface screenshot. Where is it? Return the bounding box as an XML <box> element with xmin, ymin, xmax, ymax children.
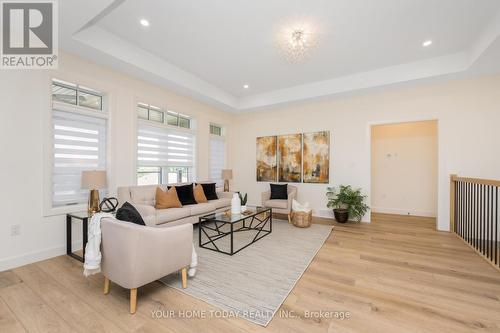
<box><xmin>292</xmin><ymin>199</ymin><xmax>312</xmax><ymax>213</ymax></box>
<box><xmin>83</xmin><ymin>213</ymin><xmax>198</xmax><ymax>277</ymax></box>
<box><xmin>83</xmin><ymin>212</ymin><xmax>113</xmax><ymax>277</ymax></box>
<box><xmin>188</xmin><ymin>246</ymin><xmax>198</xmax><ymax>277</ymax></box>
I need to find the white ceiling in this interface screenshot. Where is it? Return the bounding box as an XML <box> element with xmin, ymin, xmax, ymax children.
<box><xmin>61</xmin><ymin>0</ymin><xmax>500</xmax><ymax>112</ymax></box>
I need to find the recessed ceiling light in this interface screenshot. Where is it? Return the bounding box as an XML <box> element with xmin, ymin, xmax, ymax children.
<box><xmin>422</xmin><ymin>40</ymin><xmax>432</xmax><ymax>47</ymax></box>
<box><xmin>140</xmin><ymin>19</ymin><xmax>150</xmax><ymax>27</ymax></box>
<box><xmin>243</xmin><ymin>84</ymin><xmax>249</xmax><ymax>89</ymax></box>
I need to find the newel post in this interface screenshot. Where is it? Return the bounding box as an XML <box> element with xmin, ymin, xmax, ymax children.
<box><xmin>449</xmin><ymin>174</ymin><xmax>457</xmax><ymax>233</ymax></box>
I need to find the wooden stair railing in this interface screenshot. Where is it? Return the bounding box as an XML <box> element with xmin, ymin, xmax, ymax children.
<box><xmin>450</xmin><ymin>174</ymin><xmax>500</xmax><ymax>272</ymax></box>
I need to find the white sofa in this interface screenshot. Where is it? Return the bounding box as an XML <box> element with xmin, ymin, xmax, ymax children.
<box><xmin>117</xmin><ymin>184</ymin><xmax>233</xmax><ymax>227</ymax></box>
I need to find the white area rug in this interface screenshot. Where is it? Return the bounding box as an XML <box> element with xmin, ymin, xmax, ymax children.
<box><xmin>159</xmin><ymin>220</ymin><xmax>333</xmax><ymax>326</ymax></box>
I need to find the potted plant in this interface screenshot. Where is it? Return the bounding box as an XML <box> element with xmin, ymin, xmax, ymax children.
<box><xmin>326</xmin><ymin>185</ymin><xmax>369</xmax><ymax>223</ymax></box>
<box><xmin>239</xmin><ymin>192</ymin><xmax>248</xmax><ymax>212</ymax></box>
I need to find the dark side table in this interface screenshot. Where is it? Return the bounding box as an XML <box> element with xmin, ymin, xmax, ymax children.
<box><xmin>66</xmin><ymin>211</ymin><xmax>91</xmax><ymax>262</ymax></box>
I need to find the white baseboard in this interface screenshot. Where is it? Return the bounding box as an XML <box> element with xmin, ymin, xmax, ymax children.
<box><xmin>0</xmin><ymin>241</ymin><xmax>82</xmax><ymax>272</ymax></box>
<box><xmin>313</xmin><ymin>208</ymin><xmax>335</xmax><ymax>219</ymax></box>
<box><xmin>314</xmin><ymin>209</ymin><xmax>370</xmax><ymax>223</ymax></box>
<box><xmin>371</xmin><ymin>206</ymin><xmax>436</xmax><ymax>218</ymax></box>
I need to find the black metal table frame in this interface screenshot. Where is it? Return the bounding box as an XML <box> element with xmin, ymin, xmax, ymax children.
<box><xmin>66</xmin><ymin>213</ymin><xmax>88</xmax><ymax>262</ymax></box>
<box><xmin>198</xmin><ymin>208</ymin><xmax>272</xmax><ymax>255</ymax></box>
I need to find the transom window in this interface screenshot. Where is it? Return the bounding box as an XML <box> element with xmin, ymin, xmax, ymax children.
<box><xmin>137</xmin><ymin>103</ymin><xmax>164</xmax><ymax>123</ymax></box>
<box><xmin>52</xmin><ymin>79</ymin><xmax>103</xmax><ymax>111</ymax></box>
<box><xmin>210</xmin><ymin>123</ymin><xmax>223</xmax><ymax>136</ymax></box>
<box><xmin>137</xmin><ymin>103</ymin><xmax>191</xmax><ymax>129</ymax></box>
<box><xmin>166</xmin><ymin>111</ymin><xmax>191</xmax><ymax>129</ymax></box>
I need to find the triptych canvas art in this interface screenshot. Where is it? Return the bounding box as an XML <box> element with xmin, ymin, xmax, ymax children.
<box><xmin>256</xmin><ymin>131</ymin><xmax>330</xmax><ymax>183</ymax></box>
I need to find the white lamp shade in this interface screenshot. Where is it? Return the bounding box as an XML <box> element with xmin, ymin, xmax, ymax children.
<box><xmin>81</xmin><ymin>170</ymin><xmax>107</xmax><ymax>189</ymax></box>
<box><xmin>221</xmin><ymin>169</ymin><xmax>233</xmax><ymax>180</ymax></box>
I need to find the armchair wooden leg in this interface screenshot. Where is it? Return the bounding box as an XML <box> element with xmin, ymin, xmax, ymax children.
<box><xmin>181</xmin><ymin>267</ymin><xmax>187</xmax><ymax>289</ymax></box>
<box><xmin>288</xmin><ymin>213</ymin><xmax>292</xmax><ymax>224</ymax></box>
<box><xmin>104</xmin><ymin>277</ymin><xmax>110</xmax><ymax>295</ymax></box>
<box><xmin>130</xmin><ymin>288</ymin><xmax>137</xmax><ymax>314</ymax></box>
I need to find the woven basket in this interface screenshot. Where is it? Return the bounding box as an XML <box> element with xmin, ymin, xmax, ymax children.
<box><xmin>291</xmin><ymin>210</ymin><xmax>312</xmax><ymax>228</ymax></box>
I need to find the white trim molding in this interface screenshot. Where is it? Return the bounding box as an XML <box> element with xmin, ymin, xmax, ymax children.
<box><xmin>0</xmin><ymin>241</ymin><xmax>82</xmax><ymax>272</ymax></box>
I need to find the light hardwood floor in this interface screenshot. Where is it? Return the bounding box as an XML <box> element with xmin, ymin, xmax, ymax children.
<box><xmin>1</xmin><ymin>213</ymin><xmax>500</xmax><ymax>332</ymax></box>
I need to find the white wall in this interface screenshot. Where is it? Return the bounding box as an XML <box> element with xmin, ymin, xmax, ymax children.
<box><xmin>0</xmin><ymin>52</ymin><xmax>234</xmax><ymax>271</ymax></box>
<box><xmin>371</xmin><ymin>121</ymin><xmax>438</xmax><ymax>217</ymax></box>
<box><xmin>231</xmin><ymin>75</ymin><xmax>500</xmax><ymax>230</ymax></box>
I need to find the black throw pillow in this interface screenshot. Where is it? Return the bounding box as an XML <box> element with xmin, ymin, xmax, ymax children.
<box><xmin>175</xmin><ymin>184</ymin><xmax>197</xmax><ymax>205</ymax></box>
<box><xmin>116</xmin><ymin>202</ymin><xmax>145</xmax><ymax>226</ymax></box>
<box><xmin>270</xmin><ymin>184</ymin><xmax>288</xmax><ymax>200</ymax></box>
<box><xmin>197</xmin><ymin>182</ymin><xmax>218</xmax><ymax>200</ymax></box>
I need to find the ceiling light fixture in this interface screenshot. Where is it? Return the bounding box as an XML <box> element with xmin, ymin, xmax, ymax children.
<box><xmin>422</xmin><ymin>40</ymin><xmax>432</xmax><ymax>47</ymax></box>
<box><xmin>243</xmin><ymin>84</ymin><xmax>249</xmax><ymax>89</ymax></box>
<box><xmin>140</xmin><ymin>19</ymin><xmax>150</xmax><ymax>27</ymax></box>
<box><xmin>277</xmin><ymin>22</ymin><xmax>319</xmax><ymax>64</ymax></box>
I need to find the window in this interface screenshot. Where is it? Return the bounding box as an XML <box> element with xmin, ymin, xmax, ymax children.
<box><xmin>137</xmin><ymin>166</ymin><xmax>192</xmax><ymax>185</ymax></box>
<box><xmin>137</xmin><ymin>121</ymin><xmax>195</xmax><ymax>185</ymax></box>
<box><xmin>166</xmin><ymin>166</ymin><xmax>191</xmax><ymax>184</ymax></box>
<box><xmin>137</xmin><ymin>104</ymin><xmax>191</xmax><ymax>129</ymax></box>
<box><xmin>52</xmin><ymin>110</ymin><xmax>107</xmax><ymax>207</ymax></box>
<box><xmin>137</xmin><ymin>103</ymin><xmax>164</xmax><ymax>123</ymax></box>
<box><xmin>166</xmin><ymin>111</ymin><xmax>191</xmax><ymax>129</ymax></box>
<box><xmin>52</xmin><ymin>79</ymin><xmax>103</xmax><ymax>111</ymax></box>
<box><xmin>50</xmin><ymin>79</ymin><xmax>107</xmax><ymax>209</ymax></box>
<box><xmin>209</xmin><ymin>124</ymin><xmax>226</xmax><ymax>187</ymax></box>
<box><xmin>137</xmin><ymin>166</ymin><xmax>161</xmax><ymax>185</ymax></box>
<box><xmin>210</xmin><ymin>124</ymin><xmax>223</xmax><ymax>136</ymax></box>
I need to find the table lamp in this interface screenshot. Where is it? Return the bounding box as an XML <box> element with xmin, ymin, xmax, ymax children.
<box><xmin>81</xmin><ymin>170</ymin><xmax>107</xmax><ymax>214</ymax></box>
<box><xmin>221</xmin><ymin>169</ymin><xmax>233</xmax><ymax>192</ymax></box>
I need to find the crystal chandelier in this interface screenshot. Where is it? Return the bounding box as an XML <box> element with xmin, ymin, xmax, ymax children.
<box><xmin>277</xmin><ymin>25</ymin><xmax>318</xmax><ymax>63</ymax></box>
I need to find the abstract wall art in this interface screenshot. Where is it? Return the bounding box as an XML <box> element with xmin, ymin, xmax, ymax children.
<box><xmin>303</xmin><ymin>131</ymin><xmax>330</xmax><ymax>183</ymax></box>
<box><xmin>256</xmin><ymin>136</ymin><xmax>278</xmax><ymax>181</ymax></box>
<box><xmin>278</xmin><ymin>134</ymin><xmax>302</xmax><ymax>182</ymax></box>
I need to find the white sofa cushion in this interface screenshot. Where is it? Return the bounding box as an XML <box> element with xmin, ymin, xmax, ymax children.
<box><xmin>130</xmin><ymin>185</ymin><xmax>158</xmax><ymax>206</ymax></box>
<box><xmin>264</xmin><ymin>199</ymin><xmax>288</xmax><ymax>209</ymax></box>
<box><xmin>186</xmin><ymin>202</ymin><xmax>217</xmax><ymax>216</ymax></box>
<box><xmin>156</xmin><ymin>207</ymin><xmax>191</xmax><ymax>225</ymax></box>
<box><xmin>209</xmin><ymin>198</ymin><xmax>231</xmax><ymax>209</ymax></box>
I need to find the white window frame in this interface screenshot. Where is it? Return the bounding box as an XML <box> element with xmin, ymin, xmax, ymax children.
<box><xmin>43</xmin><ymin>79</ymin><xmax>109</xmax><ymax>216</ymax></box>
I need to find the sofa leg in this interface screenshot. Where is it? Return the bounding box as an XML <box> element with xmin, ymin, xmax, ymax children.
<box><xmin>104</xmin><ymin>277</ymin><xmax>110</xmax><ymax>295</ymax></box>
<box><xmin>288</xmin><ymin>213</ymin><xmax>292</xmax><ymax>224</ymax></box>
<box><xmin>130</xmin><ymin>288</ymin><xmax>137</xmax><ymax>314</ymax></box>
<box><xmin>181</xmin><ymin>267</ymin><xmax>187</xmax><ymax>289</ymax></box>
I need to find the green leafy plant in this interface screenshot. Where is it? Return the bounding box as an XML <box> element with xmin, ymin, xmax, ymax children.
<box><xmin>238</xmin><ymin>192</ymin><xmax>248</xmax><ymax>206</ymax></box>
<box><xmin>326</xmin><ymin>185</ymin><xmax>369</xmax><ymax>222</ymax></box>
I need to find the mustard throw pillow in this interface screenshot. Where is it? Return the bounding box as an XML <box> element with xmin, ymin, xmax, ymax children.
<box><xmin>193</xmin><ymin>184</ymin><xmax>208</xmax><ymax>203</ymax></box>
<box><xmin>155</xmin><ymin>186</ymin><xmax>182</xmax><ymax>209</ymax></box>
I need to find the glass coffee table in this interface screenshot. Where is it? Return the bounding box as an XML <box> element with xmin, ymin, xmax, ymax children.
<box><xmin>198</xmin><ymin>207</ymin><xmax>272</xmax><ymax>255</ymax></box>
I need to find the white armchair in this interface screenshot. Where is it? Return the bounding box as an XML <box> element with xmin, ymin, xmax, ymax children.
<box><xmin>261</xmin><ymin>185</ymin><xmax>298</xmax><ymax>223</ymax></box>
<box><xmin>100</xmin><ymin>217</ymin><xmax>193</xmax><ymax>314</ymax></box>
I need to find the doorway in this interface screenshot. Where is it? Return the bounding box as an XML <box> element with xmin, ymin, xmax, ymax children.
<box><xmin>370</xmin><ymin>120</ymin><xmax>438</xmax><ymax>226</ymax></box>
